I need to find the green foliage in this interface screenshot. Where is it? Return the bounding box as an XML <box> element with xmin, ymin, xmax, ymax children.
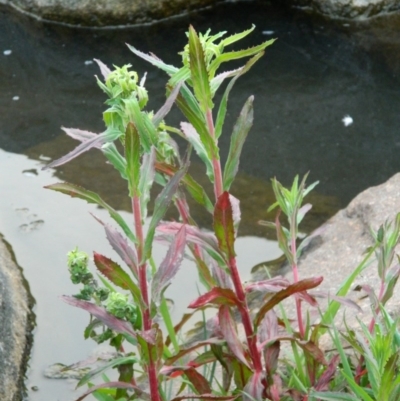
<box><xmin>45</xmin><ymin>25</ymin><xmax>400</xmax><ymax>401</ymax></box>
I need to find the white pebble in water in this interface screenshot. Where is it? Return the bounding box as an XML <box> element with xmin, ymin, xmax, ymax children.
<box><xmin>84</xmin><ymin>60</ymin><xmax>93</xmax><ymax>65</ymax></box>
<box><xmin>262</xmin><ymin>30</ymin><xmax>275</xmax><ymax>35</ymax></box>
<box><xmin>3</xmin><ymin>50</ymin><xmax>12</xmax><ymax>55</ymax></box>
<box><xmin>342</xmin><ymin>115</ymin><xmax>353</xmax><ymax>127</ymax></box>
<box><xmin>12</xmin><ymin>96</ymin><xmax>19</xmax><ymax>101</ymax></box>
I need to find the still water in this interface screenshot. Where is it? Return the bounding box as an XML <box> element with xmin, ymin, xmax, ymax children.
<box><xmin>1</xmin><ymin>0</ymin><xmax>400</xmax><ymax>399</ymax></box>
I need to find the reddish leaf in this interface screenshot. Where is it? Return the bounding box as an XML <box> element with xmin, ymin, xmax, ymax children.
<box><xmin>315</xmin><ymin>354</ymin><xmax>340</xmax><ymax>391</ymax></box>
<box><xmin>151</xmin><ymin>225</ymin><xmax>186</xmax><ymax>304</ymax></box>
<box><xmin>152</xmin><ymin>82</ymin><xmax>182</xmax><ymax>127</ymax></box>
<box><xmin>214</xmin><ymin>192</ymin><xmax>236</xmax><ymax>259</ymax></box>
<box><xmin>93</xmin><ymin>252</ymin><xmax>140</xmax><ymax>302</ymax></box>
<box><xmin>243</xmin><ymin>372</ymin><xmax>263</xmax><ymax>401</ymax></box>
<box><xmin>188</xmin><ymin>287</ymin><xmax>241</xmax><ymax>309</ymax></box>
<box><xmin>245</xmin><ymin>277</ymin><xmax>290</xmax><ymax>293</ymax></box>
<box><xmin>297</xmin><ymin>339</ymin><xmax>327</xmax><ymax>366</ymax></box>
<box><xmin>219</xmin><ymin>305</ymin><xmax>251</xmax><ymax>368</ymax></box>
<box><xmin>62</xmin><ymin>296</ymin><xmax>136</xmax><ymax>338</ymax></box>
<box><xmin>165</xmin><ymin>338</ymin><xmax>223</xmax><ymax>365</ymax></box>
<box><xmin>185</xmin><ymin>368</ymin><xmax>212</xmax><ymax>394</ymax></box>
<box><xmin>254</xmin><ymin>277</ymin><xmax>323</xmax><ymax>329</ymax></box>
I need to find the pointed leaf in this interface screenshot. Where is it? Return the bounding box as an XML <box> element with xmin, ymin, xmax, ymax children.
<box><xmin>188</xmin><ymin>25</ymin><xmax>213</xmax><ymax>112</ymax></box>
<box><xmin>181</xmin><ymin>122</ymin><xmax>214</xmax><ymax>182</ymax></box>
<box><xmin>315</xmin><ymin>355</ymin><xmax>340</xmax><ymax>391</ymax></box>
<box><xmin>185</xmin><ymin>368</ymin><xmax>212</xmax><ymax>394</ymax></box>
<box><xmin>43</xmin><ymin>129</ymin><xmax>121</xmax><ymax>170</ymax></box>
<box><xmin>188</xmin><ymin>287</ymin><xmax>240</xmax><ymax>309</ymax></box>
<box><xmin>152</xmin><ymin>82</ymin><xmax>182</xmax><ymax>127</ymax></box>
<box><xmin>93</xmin><ymin>253</ymin><xmax>140</xmax><ymax>302</ymax></box>
<box><xmin>243</xmin><ymin>372</ymin><xmax>263</xmax><ymax>401</ymax></box>
<box><xmin>62</xmin><ymin>296</ymin><xmax>136</xmax><ymax>337</ymax></box>
<box><xmin>125</xmin><ymin>122</ymin><xmax>141</xmax><ymax>197</ymax></box>
<box><xmin>94</xmin><ymin>58</ymin><xmax>112</xmax><ymax>80</ymax></box>
<box><xmin>144</xmin><ymin>167</ymin><xmax>187</xmax><ymax>261</ymax></box>
<box><xmin>139</xmin><ymin>146</ymin><xmax>156</xmax><ymax>219</ymax></box>
<box><xmin>219</xmin><ymin>305</ymin><xmax>250</xmax><ymax>368</ymax></box>
<box><xmin>214</xmin><ymin>191</ymin><xmax>236</xmax><ymax>259</ymax></box>
<box><xmin>45</xmin><ymin>182</ymin><xmax>136</xmax><ymax>243</ymax></box>
<box><xmin>223</xmin><ymin>96</ymin><xmax>253</xmax><ymax>191</ymax></box>
<box><xmin>171</xmin><ymin>396</ymin><xmax>237</xmax><ymax>401</ymax></box>
<box><xmin>254</xmin><ymin>277</ymin><xmax>323</xmax><ymax>328</ymax></box>
<box><xmin>152</xmin><ymin>225</ymin><xmax>186</xmax><ymax>304</ymax></box>
<box><xmin>61</xmin><ymin>127</ymin><xmax>100</xmax><ymax>145</ymax></box>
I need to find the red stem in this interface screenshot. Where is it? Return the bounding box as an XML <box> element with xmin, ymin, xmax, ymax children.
<box><xmin>229</xmin><ymin>256</ymin><xmax>263</xmax><ymax>372</ymax></box>
<box><xmin>132</xmin><ymin>196</ymin><xmax>160</xmax><ymax>401</ymax></box>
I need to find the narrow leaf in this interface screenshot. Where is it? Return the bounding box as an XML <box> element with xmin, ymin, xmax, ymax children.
<box><xmin>243</xmin><ymin>372</ymin><xmax>263</xmax><ymax>401</ymax></box>
<box><xmin>223</xmin><ymin>96</ymin><xmax>253</xmax><ymax>191</ymax></box>
<box><xmin>93</xmin><ymin>253</ymin><xmax>140</xmax><ymax>302</ymax></box>
<box><xmin>125</xmin><ymin>122</ymin><xmax>141</xmax><ymax>197</ymax></box>
<box><xmin>254</xmin><ymin>277</ymin><xmax>323</xmax><ymax>328</ymax></box>
<box><xmin>75</xmin><ymin>381</ymin><xmax>149</xmax><ymax>401</ymax></box>
<box><xmin>219</xmin><ymin>305</ymin><xmax>250</xmax><ymax>368</ymax></box>
<box><xmin>45</xmin><ymin>182</ymin><xmax>136</xmax><ymax>242</ymax></box>
<box><xmin>62</xmin><ymin>296</ymin><xmax>136</xmax><ymax>337</ymax></box>
<box><xmin>139</xmin><ymin>146</ymin><xmax>156</xmax><ymax>220</ymax></box>
<box><xmin>188</xmin><ymin>287</ymin><xmax>240</xmax><ymax>309</ymax></box>
<box><xmin>214</xmin><ymin>191</ymin><xmax>236</xmax><ymax>259</ymax></box>
<box><xmin>171</xmin><ymin>396</ymin><xmax>237</xmax><ymax>401</ymax></box>
<box><xmin>143</xmin><ymin>167</ymin><xmax>187</xmax><ymax>261</ymax></box>
<box><xmin>94</xmin><ymin>59</ymin><xmax>112</xmax><ymax>80</ymax></box>
<box><xmin>152</xmin><ymin>82</ymin><xmax>182</xmax><ymax>127</ymax></box>
<box><xmin>151</xmin><ymin>225</ymin><xmax>187</xmax><ymax>304</ymax></box>
<box><xmin>188</xmin><ymin>25</ymin><xmax>213</xmax><ymax>112</ymax></box>
<box><xmin>61</xmin><ymin>127</ymin><xmax>100</xmax><ymax>145</ymax></box>
<box><xmin>185</xmin><ymin>368</ymin><xmax>212</xmax><ymax>394</ymax></box>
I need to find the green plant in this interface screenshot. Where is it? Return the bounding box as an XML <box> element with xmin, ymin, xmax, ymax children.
<box><xmin>43</xmin><ymin>25</ymin><xmax>400</xmax><ymax>401</ymax></box>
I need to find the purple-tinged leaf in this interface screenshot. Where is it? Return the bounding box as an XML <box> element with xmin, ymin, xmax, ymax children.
<box><xmin>275</xmin><ymin>210</ymin><xmax>293</xmax><ymax>265</ymax></box>
<box><xmin>245</xmin><ymin>277</ymin><xmax>290</xmax><ymax>293</ymax></box>
<box><xmin>264</xmin><ymin>342</ymin><xmax>280</xmax><ymax>377</ymax></box>
<box><xmin>126</xmin><ymin>44</ymin><xmax>178</xmax><ymax>75</ymax></box>
<box><xmin>93</xmin><ymin>58</ymin><xmax>112</xmax><ymax>80</ymax></box>
<box><xmin>45</xmin><ymin>182</ymin><xmax>135</xmax><ymax>242</ymax></box>
<box><xmin>93</xmin><ymin>253</ymin><xmax>140</xmax><ymax>302</ymax></box>
<box><xmin>139</xmin><ymin>146</ymin><xmax>156</xmax><ymax>219</ymax></box>
<box><xmin>75</xmin><ymin>381</ymin><xmax>149</xmax><ymax>401</ymax></box>
<box><xmin>62</xmin><ymin>296</ymin><xmax>136</xmax><ymax>337</ymax></box>
<box><xmin>181</xmin><ymin>122</ymin><xmax>214</xmax><ymax>182</ymax></box>
<box><xmin>43</xmin><ymin>129</ymin><xmax>120</xmax><ymax>170</ymax></box>
<box><xmin>172</xmin><ymin>395</ymin><xmax>238</xmax><ymax>401</ymax></box>
<box><xmin>223</xmin><ymin>96</ymin><xmax>253</xmax><ymax>191</ymax></box>
<box><xmin>212</xmin><ymin>259</ymin><xmax>233</xmax><ymax>289</ymax></box>
<box><xmin>254</xmin><ymin>277</ymin><xmax>323</xmax><ymax>329</ymax></box>
<box><xmin>214</xmin><ymin>192</ymin><xmax>236</xmax><ymax>259</ymax></box>
<box><xmin>185</xmin><ymin>368</ymin><xmax>212</xmax><ymax>395</ymax></box>
<box><xmin>297</xmin><ymin>224</ymin><xmax>327</xmax><ymax>257</ymax></box>
<box><xmin>61</xmin><ymin>127</ymin><xmax>100</xmax><ymax>145</ymax></box>
<box><xmin>152</xmin><ymin>82</ymin><xmax>182</xmax><ymax>127</ymax></box>
<box><xmin>298</xmin><ymin>291</ymin><xmax>318</xmax><ymax>307</ymax></box>
<box><xmin>258</xmin><ymin>310</ymin><xmax>279</xmax><ymax>343</ymax></box>
<box><xmin>297</xmin><ymin>203</ymin><xmax>312</xmax><ymax>225</ymax></box>
<box><xmin>229</xmin><ymin>194</ymin><xmax>241</xmax><ymax>236</ymax></box>
<box><xmin>165</xmin><ymin>338</ymin><xmax>224</xmax><ymax>365</ymax></box>
<box><xmin>359</xmin><ymin>284</ymin><xmax>379</xmax><ymax>311</ymax></box>
<box><xmin>297</xmin><ymin>339</ymin><xmax>327</xmax><ymax>366</ymax></box>
<box><xmin>188</xmin><ymin>25</ymin><xmax>213</xmax><ymax>112</ymax></box>
<box><xmin>243</xmin><ymin>372</ymin><xmax>263</xmax><ymax>401</ymax></box>
<box><xmin>125</xmin><ymin>122</ymin><xmax>141</xmax><ymax>197</ymax></box>
<box><xmin>165</xmin><ymin>312</ymin><xmax>195</xmax><ymax>347</ymax></box>
<box><xmin>315</xmin><ymin>354</ymin><xmax>340</xmax><ymax>391</ymax></box>
<box><xmin>188</xmin><ymin>287</ymin><xmax>241</xmax><ymax>309</ymax></box>
<box><xmin>219</xmin><ymin>305</ymin><xmax>251</xmax><ymax>368</ymax></box>
<box><xmin>155</xmin><ymin>161</ymin><xmax>214</xmax><ymax>213</ymax></box>
<box><xmin>210</xmin><ymin>67</ymin><xmax>242</xmax><ymax>95</ymax></box>
<box><xmin>144</xmin><ymin>167</ymin><xmax>187</xmax><ymax>262</ymax></box>
<box><xmin>156</xmin><ymin>222</ymin><xmax>226</xmax><ymax>266</ymax></box>
<box><xmin>92</xmin><ymin>214</ymin><xmax>138</xmax><ymax>276</ymax></box>
<box><xmin>151</xmin><ymin>225</ymin><xmax>187</xmax><ymax>304</ymax></box>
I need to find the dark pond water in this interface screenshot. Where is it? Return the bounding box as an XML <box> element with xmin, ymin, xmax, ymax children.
<box><xmin>1</xmin><ymin>0</ymin><xmax>400</xmax><ymax>399</ymax></box>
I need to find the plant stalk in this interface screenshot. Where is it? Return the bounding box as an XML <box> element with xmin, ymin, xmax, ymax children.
<box><xmin>132</xmin><ymin>195</ymin><xmax>161</xmax><ymax>401</ymax></box>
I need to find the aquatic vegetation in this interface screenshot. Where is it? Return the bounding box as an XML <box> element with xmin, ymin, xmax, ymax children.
<box><xmin>44</xmin><ymin>25</ymin><xmax>400</xmax><ymax>401</ymax></box>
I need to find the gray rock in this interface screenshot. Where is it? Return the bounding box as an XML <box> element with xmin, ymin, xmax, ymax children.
<box><xmin>5</xmin><ymin>0</ymin><xmax>220</xmax><ymax>27</ymax></box>
<box><xmin>0</xmin><ymin>236</ymin><xmax>33</xmax><ymax>401</ymax></box>
<box><xmin>293</xmin><ymin>0</ymin><xmax>400</xmax><ymax>19</ymax></box>
<box><xmin>294</xmin><ymin>172</ymin><xmax>400</xmax><ymax>335</ymax></box>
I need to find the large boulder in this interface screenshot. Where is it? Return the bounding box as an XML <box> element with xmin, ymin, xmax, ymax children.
<box><xmin>2</xmin><ymin>0</ymin><xmax>219</xmax><ymax>27</ymax></box>
<box><xmin>293</xmin><ymin>0</ymin><xmax>400</xmax><ymax>19</ymax></box>
<box><xmin>295</xmin><ymin>172</ymin><xmax>400</xmax><ymax>334</ymax></box>
<box><xmin>0</xmin><ymin>236</ymin><xmax>33</xmax><ymax>401</ymax></box>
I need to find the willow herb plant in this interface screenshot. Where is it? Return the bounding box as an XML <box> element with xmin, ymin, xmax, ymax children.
<box><xmin>43</xmin><ymin>25</ymin><xmax>400</xmax><ymax>401</ymax></box>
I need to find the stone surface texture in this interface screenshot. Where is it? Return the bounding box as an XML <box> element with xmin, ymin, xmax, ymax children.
<box><xmin>0</xmin><ymin>237</ymin><xmax>32</xmax><ymax>401</ymax></box>
<box><xmin>291</xmin><ymin>173</ymin><xmax>400</xmax><ymax>336</ymax></box>
<box><xmin>294</xmin><ymin>0</ymin><xmax>400</xmax><ymax>18</ymax></box>
<box><xmin>4</xmin><ymin>0</ymin><xmax>220</xmax><ymax>26</ymax></box>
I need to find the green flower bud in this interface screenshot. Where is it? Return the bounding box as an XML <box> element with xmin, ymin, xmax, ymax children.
<box><xmin>67</xmin><ymin>248</ymin><xmax>92</xmax><ymax>285</ymax></box>
<box><xmin>105</xmin><ymin>292</ymin><xmax>137</xmax><ymax>324</ymax></box>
